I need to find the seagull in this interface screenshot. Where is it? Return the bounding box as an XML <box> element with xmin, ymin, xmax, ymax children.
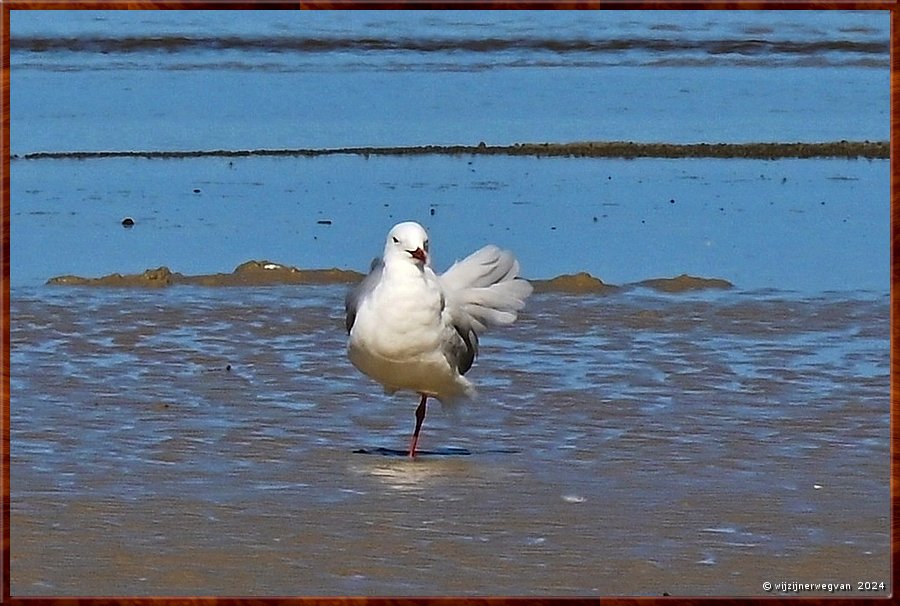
<box><xmin>345</xmin><ymin>221</ymin><xmax>532</xmax><ymax>457</ymax></box>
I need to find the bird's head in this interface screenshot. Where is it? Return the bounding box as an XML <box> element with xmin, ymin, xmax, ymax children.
<box><xmin>384</xmin><ymin>221</ymin><xmax>430</xmax><ymax>268</ymax></box>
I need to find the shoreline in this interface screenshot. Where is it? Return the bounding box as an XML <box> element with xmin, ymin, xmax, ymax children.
<box><xmin>14</xmin><ymin>140</ymin><xmax>889</xmax><ymax>161</ymax></box>
<box><xmin>45</xmin><ymin>260</ymin><xmax>733</xmax><ymax>294</ymax></box>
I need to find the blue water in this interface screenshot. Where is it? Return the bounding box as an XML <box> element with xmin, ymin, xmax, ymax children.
<box><xmin>9</xmin><ymin>10</ymin><xmax>890</xmax><ymax>294</ymax></box>
<box><xmin>11</xmin><ymin>154</ymin><xmax>889</xmax><ymax>293</ymax></box>
<box><xmin>10</xmin><ymin>10</ymin><xmax>889</xmax><ymax>151</ymax></box>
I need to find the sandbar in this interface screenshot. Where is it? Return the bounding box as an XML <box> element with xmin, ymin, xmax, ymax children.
<box><xmin>47</xmin><ymin>261</ymin><xmax>733</xmax><ymax>294</ymax></box>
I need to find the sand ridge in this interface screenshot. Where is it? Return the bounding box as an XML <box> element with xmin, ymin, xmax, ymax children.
<box><xmin>47</xmin><ymin>261</ymin><xmax>734</xmax><ymax>294</ymax></box>
<box><xmin>15</xmin><ymin>140</ymin><xmax>888</xmax><ymax>161</ymax></box>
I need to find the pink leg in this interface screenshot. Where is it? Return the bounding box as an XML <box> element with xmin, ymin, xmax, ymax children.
<box><xmin>408</xmin><ymin>394</ymin><xmax>428</xmax><ymax>458</ymax></box>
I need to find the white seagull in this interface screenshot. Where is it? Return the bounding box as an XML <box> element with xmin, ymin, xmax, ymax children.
<box><xmin>345</xmin><ymin>221</ymin><xmax>532</xmax><ymax>457</ymax></box>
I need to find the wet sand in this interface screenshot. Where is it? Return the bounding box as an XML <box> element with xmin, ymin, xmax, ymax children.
<box><xmin>10</xmin><ymin>284</ymin><xmax>889</xmax><ymax>596</ymax></box>
<box><xmin>14</xmin><ymin>140</ymin><xmax>889</xmax><ymax>161</ymax></box>
<box><xmin>46</xmin><ymin>262</ymin><xmax>363</xmax><ymax>289</ymax></box>
<box><xmin>46</xmin><ymin>262</ymin><xmax>733</xmax><ymax>294</ymax></box>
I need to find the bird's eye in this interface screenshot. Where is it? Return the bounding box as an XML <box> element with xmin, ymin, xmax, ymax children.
<box><xmin>423</xmin><ymin>240</ymin><xmax>429</xmax><ymax>251</ymax></box>
<box><xmin>392</xmin><ymin>237</ymin><xmax>399</xmax><ymax>244</ymax></box>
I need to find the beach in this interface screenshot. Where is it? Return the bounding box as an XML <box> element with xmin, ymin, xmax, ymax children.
<box><xmin>10</xmin><ymin>283</ymin><xmax>890</xmax><ymax>595</ymax></box>
<box><xmin>9</xmin><ymin>9</ymin><xmax>890</xmax><ymax>596</ymax></box>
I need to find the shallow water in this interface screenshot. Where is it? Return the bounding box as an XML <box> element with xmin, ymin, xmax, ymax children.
<box><xmin>10</xmin><ymin>154</ymin><xmax>890</xmax><ymax>293</ymax></box>
<box><xmin>10</xmin><ymin>10</ymin><xmax>889</xmax><ymax>152</ymax></box>
<box><xmin>9</xmin><ymin>11</ymin><xmax>890</xmax><ymax>293</ymax></box>
<box><xmin>10</xmin><ymin>285</ymin><xmax>890</xmax><ymax>596</ymax></box>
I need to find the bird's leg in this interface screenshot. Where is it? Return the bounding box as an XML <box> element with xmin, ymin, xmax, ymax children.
<box><xmin>408</xmin><ymin>394</ymin><xmax>428</xmax><ymax>458</ymax></box>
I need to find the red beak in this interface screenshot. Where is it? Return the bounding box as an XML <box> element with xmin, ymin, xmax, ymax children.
<box><xmin>409</xmin><ymin>248</ymin><xmax>427</xmax><ymax>263</ymax></box>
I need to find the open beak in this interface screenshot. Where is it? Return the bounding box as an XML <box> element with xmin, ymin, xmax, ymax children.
<box><xmin>408</xmin><ymin>247</ymin><xmax>427</xmax><ymax>263</ymax></box>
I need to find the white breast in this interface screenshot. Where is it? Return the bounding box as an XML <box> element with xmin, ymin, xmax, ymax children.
<box><xmin>347</xmin><ymin>265</ymin><xmax>472</xmax><ymax>400</ymax></box>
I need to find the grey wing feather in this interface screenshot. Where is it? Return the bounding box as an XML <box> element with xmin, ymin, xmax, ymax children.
<box><xmin>437</xmin><ymin>245</ymin><xmax>531</xmax><ymax>375</ymax></box>
<box><xmin>345</xmin><ymin>257</ymin><xmax>383</xmax><ymax>334</ymax></box>
<box><xmin>444</xmin><ymin>319</ymin><xmax>478</xmax><ymax>376</ymax></box>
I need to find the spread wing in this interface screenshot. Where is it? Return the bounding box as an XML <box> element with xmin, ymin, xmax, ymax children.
<box><xmin>439</xmin><ymin>245</ymin><xmax>532</xmax><ymax>333</ymax></box>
